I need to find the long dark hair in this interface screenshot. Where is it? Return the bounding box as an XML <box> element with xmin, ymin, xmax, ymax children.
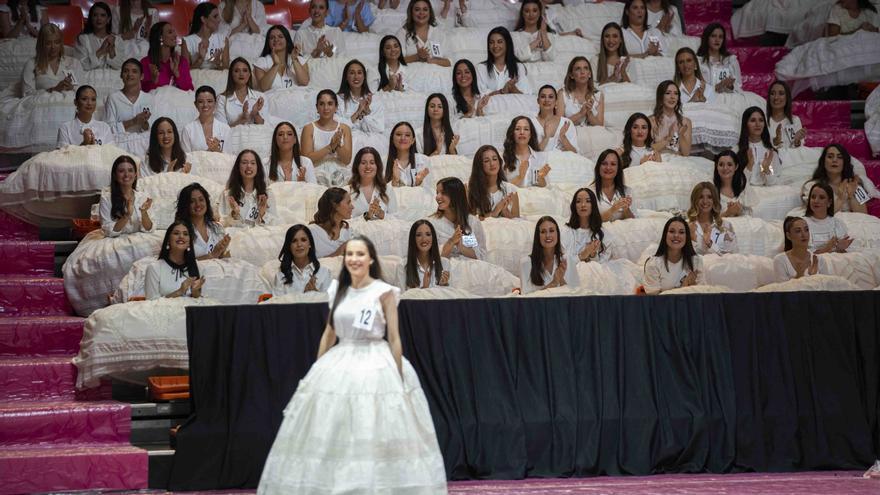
<box><xmin>502</xmin><ymin>116</ymin><xmax>539</xmax><ymax>173</ymax></box>
<box><xmin>432</xmin><ymin>177</ymin><xmax>471</xmax><ymax>234</ymax></box>
<box><xmin>652</xmin><ymin>80</ymin><xmax>683</xmax><ymax>126</ymax></box>
<box><xmin>804</xmin><ymin>182</ymin><xmax>835</xmax><ymax>218</ymax></box>
<box><xmin>260</xmin><ymin>25</ymin><xmax>294</xmax><ymax>58</ymax></box>
<box><xmin>147</xmin><ymin>117</ymin><xmax>187</xmax><ymax>174</ymax></box>
<box><xmin>312</xmin><ymin>187</ymin><xmax>349</xmax><ymax>229</ymax></box>
<box><xmin>597</xmin><ymin>22</ymin><xmax>628</xmax><ymax>83</ymax></box>
<box><xmin>109</xmin><ymin>155</ymin><xmax>138</xmax><ymax>220</ymax></box>
<box><xmin>712</xmin><ymin>150</ymin><xmax>747</xmax><ymax>198</ymax></box>
<box><xmin>736</xmin><ymin>106</ymin><xmax>775</xmax><ymax>167</ymax></box>
<box><xmin>403</xmin><ymin>0</ymin><xmax>437</xmax><ymax>40</ymax></box>
<box><xmin>385</xmin><ymin>121</ymin><xmax>417</xmax><ymax>182</ymax></box>
<box><xmin>82</xmin><ymin>2</ymin><xmax>113</xmax><ymax>36</ymax></box>
<box><xmin>147</xmin><ymin>21</ymin><xmax>170</xmax><ymax>67</ymax></box>
<box><xmin>175</xmin><ymin>182</ymin><xmax>217</xmax><ymax>226</ymax></box>
<box><xmin>653</xmin><ymin>216</ymin><xmax>696</xmax><ymax>271</ymax></box>
<box><xmin>268</xmin><ymin>121</ymin><xmax>303</xmax><ymax>181</ymax></box>
<box><xmin>349</xmin><ymin>147</ymin><xmax>388</xmax><ymax>204</ymax></box>
<box><xmin>338</xmin><ymin>59</ymin><xmax>371</xmax><ymax>102</ymax></box>
<box><xmin>223</xmin><ymin>57</ymin><xmax>254</xmax><ymax>97</ymax></box>
<box><xmin>451</xmin><ymin>59</ymin><xmax>480</xmax><ymax>115</ymax></box>
<box><xmin>278</xmin><ymin>224</ymin><xmax>320</xmax><ymax>285</ymax></box>
<box><xmin>189</xmin><ymin>2</ymin><xmax>217</xmax><ymax>35</ymax></box>
<box><xmin>158</xmin><ymin>220</ymin><xmax>200</xmax><ymax>277</ymax></box>
<box><xmin>696</xmin><ymin>22</ymin><xmax>730</xmax><ymax>63</ymax></box>
<box><xmin>226</xmin><ymin>149</ymin><xmax>268</xmax><ymax>204</ymax></box>
<box><xmin>328</xmin><ymin>235</ymin><xmax>382</xmax><ymax>329</ymax></box>
<box><xmin>483</xmin><ymin>26</ymin><xmax>522</xmax><ymax>80</ymax></box>
<box><xmin>782</xmin><ymin>216</ymin><xmax>805</xmax><ymax>251</ymax></box>
<box><xmin>566</xmin><ymin>187</ymin><xmax>606</xmax><ymax>255</ymax></box>
<box><xmin>515</xmin><ymin>0</ymin><xmax>555</xmax><ymax>33</ymax></box>
<box><xmin>529</xmin><ymin>216</ymin><xmax>563</xmax><ymax>286</ymax></box>
<box><xmin>378</xmin><ymin>35</ymin><xmax>407</xmax><ymax>90</ymax></box>
<box><xmin>405</xmin><ymin>219</ymin><xmax>444</xmax><ymax>288</ymax></box>
<box><xmin>766</xmin><ymin>80</ymin><xmax>794</xmax><ymax>122</ymax></box>
<box><xmin>422</xmin><ymin>93</ymin><xmax>454</xmax><ymax>155</ymax></box>
<box><xmin>621</xmin><ymin>0</ymin><xmax>647</xmax><ymax>29</ymax></box>
<box><xmin>592</xmin><ymin>148</ymin><xmax>626</xmax><ymax>198</ymax></box>
<box><xmin>811</xmin><ymin>143</ymin><xmax>854</xmax><ymax>182</ymax></box>
<box><xmin>120</xmin><ymin>0</ymin><xmax>153</xmax><ymax>34</ymax></box>
<box><xmin>468</xmin><ymin>145</ymin><xmax>507</xmax><ymax>217</ymax></box>
<box><xmin>621</xmin><ymin>112</ymin><xmax>653</xmax><ymax>168</ymax></box>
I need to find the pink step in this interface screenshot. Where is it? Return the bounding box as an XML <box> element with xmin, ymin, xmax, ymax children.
<box><xmin>0</xmin><ymin>356</ymin><xmax>111</xmax><ymax>401</ymax></box>
<box><xmin>0</xmin><ymin>443</ymin><xmax>148</xmax><ymax>495</ymax></box>
<box><xmin>683</xmin><ymin>0</ymin><xmax>732</xmax><ymax>26</ymax></box>
<box><xmin>731</xmin><ymin>46</ymin><xmax>789</xmax><ymax>74</ymax></box>
<box><xmin>0</xmin><ymin>278</ymin><xmax>72</xmax><ymax>317</ymax></box>
<box><xmin>685</xmin><ymin>19</ymin><xmax>733</xmax><ymax>39</ymax></box>
<box><xmin>792</xmin><ymin>101</ymin><xmax>850</xmax><ymax>130</ymax></box>
<box><xmin>0</xmin><ymin>240</ymin><xmax>55</xmax><ymax>276</ymax></box>
<box><xmin>0</xmin><ymin>400</ymin><xmax>130</xmax><ymax>446</ymax></box>
<box><xmin>864</xmin><ymin>160</ymin><xmax>880</xmax><ymax>185</ymax></box>
<box><xmin>741</xmin><ymin>72</ymin><xmax>776</xmax><ymax>98</ymax></box>
<box><xmin>0</xmin><ymin>210</ymin><xmax>38</xmax><ymax>240</ymax></box>
<box><xmin>0</xmin><ymin>316</ymin><xmax>84</xmax><ymax>357</ymax></box>
<box><xmin>805</xmin><ymin>129</ymin><xmax>872</xmax><ymax>162</ymax></box>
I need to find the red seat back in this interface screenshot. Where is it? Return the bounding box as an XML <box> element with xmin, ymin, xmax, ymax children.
<box><xmin>46</xmin><ymin>5</ymin><xmax>84</xmax><ymax>46</ymax></box>
<box><xmin>154</xmin><ymin>3</ymin><xmax>192</xmax><ymax>39</ymax></box>
<box><xmin>265</xmin><ymin>4</ymin><xmax>292</xmax><ymax>28</ymax></box>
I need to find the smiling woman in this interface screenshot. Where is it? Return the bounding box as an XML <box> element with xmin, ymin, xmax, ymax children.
<box><xmin>220</xmin><ymin>149</ymin><xmax>271</xmax><ymax>227</ymax></box>
<box><xmin>57</xmin><ymin>85</ymin><xmax>115</xmax><ymax>148</ymax></box>
<box><xmin>99</xmin><ymin>154</ymin><xmax>155</xmax><ymax>237</ymax></box>
<box><xmin>643</xmin><ymin>215</ymin><xmax>705</xmax><ymax>294</ymax></box>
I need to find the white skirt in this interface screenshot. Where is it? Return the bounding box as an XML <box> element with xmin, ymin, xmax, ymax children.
<box><xmin>257</xmin><ymin>338</ymin><xmax>448</xmax><ymax>495</ymax></box>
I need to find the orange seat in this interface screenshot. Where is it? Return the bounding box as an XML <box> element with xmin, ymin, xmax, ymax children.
<box><xmin>278</xmin><ymin>0</ymin><xmax>310</xmax><ymax>25</ymax></box>
<box><xmin>264</xmin><ymin>4</ymin><xmax>291</xmax><ymax>28</ymax></box>
<box><xmin>154</xmin><ymin>3</ymin><xmax>192</xmax><ymax>39</ymax></box>
<box><xmin>46</xmin><ymin>5</ymin><xmax>84</xmax><ymax>46</ymax></box>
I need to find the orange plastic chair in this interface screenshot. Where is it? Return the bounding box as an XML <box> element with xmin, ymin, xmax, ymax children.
<box><xmin>279</xmin><ymin>0</ymin><xmax>310</xmax><ymax>25</ymax></box>
<box><xmin>154</xmin><ymin>3</ymin><xmax>192</xmax><ymax>39</ymax></box>
<box><xmin>46</xmin><ymin>5</ymin><xmax>84</xmax><ymax>46</ymax></box>
<box><xmin>258</xmin><ymin>293</ymin><xmax>273</xmax><ymax>303</ymax></box>
<box><xmin>264</xmin><ymin>3</ymin><xmax>292</xmax><ymax>28</ymax></box>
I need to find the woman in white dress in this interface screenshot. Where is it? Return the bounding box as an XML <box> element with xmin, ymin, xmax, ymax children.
<box><xmin>621</xmin><ymin>0</ymin><xmax>665</xmax><ymax>57</ymax></box>
<box><xmin>713</xmin><ymin>150</ymin><xmax>754</xmax><ymax>217</ymax></box>
<box><xmin>468</xmin><ymin>144</ymin><xmax>520</xmax><ymax>219</ymax></box>
<box><xmin>766</xmin><ymin>80</ymin><xmax>806</xmax><ymax>149</ymax></box>
<box><xmin>267</xmin><ymin>121</ymin><xmax>317</xmax><ymax>183</ymax></box>
<box><xmin>142</xmin><ymin>117</ymin><xmax>190</xmax><ymax>177</ymax></box>
<box><xmin>697</xmin><ymin>23</ymin><xmax>741</xmax><ymax>94</ymax></box>
<box><xmin>825</xmin><ymin>0</ymin><xmax>879</xmax><ymax>37</ymax></box>
<box><xmin>643</xmin><ymin>216</ymin><xmax>705</xmax><ymax>294</ymax></box>
<box><xmin>378</xmin><ymin>35</ymin><xmax>408</xmax><ymax>92</ymax></box>
<box><xmin>112</xmin><ymin>0</ymin><xmax>156</xmax><ymax>45</ymax></box>
<box><xmin>514</xmin><ymin>0</ymin><xmax>556</xmax><ymax>62</ymax></box>
<box><xmin>735</xmin><ymin>107</ymin><xmax>780</xmax><ymax>186</ymax></box>
<box><xmin>534</xmin><ymin>85</ymin><xmax>579</xmax><ymax>153</ymax></box>
<box><xmin>646</xmin><ymin>0</ymin><xmax>681</xmax><ymax>36</ymax></box>
<box><xmin>422</xmin><ymin>93</ymin><xmax>459</xmax><ymax>156</ymax></box>
<box><xmin>432</xmin><ymin>177</ymin><xmax>486</xmax><ymax>260</ymax></box>
<box><xmin>556</xmin><ymin>56</ymin><xmax>604</xmax><ymax>127</ymax></box>
<box><xmin>216</xmin><ymin>57</ymin><xmax>268</xmax><ymax>126</ymax></box>
<box><xmin>182</xmin><ymin>3</ymin><xmax>229</xmax><ymax>71</ymax></box>
<box><xmin>301</xmin><ymin>90</ymin><xmax>354</xmax><ymax>186</ymax></box>
<box><xmin>649</xmin><ymin>80</ymin><xmax>692</xmax><ymax>156</ymax></box>
<box><xmin>802</xmin><ymin>144</ymin><xmax>868</xmax><ymax>214</ymax></box>
<box><xmin>386</xmin><ymin>122</ymin><xmax>429</xmax><ymax>187</ymax></box>
<box><xmin>673</xmin><ymin>47</ymin><xmax>714</xmax><ymax>104</ymax></box>
<box><xmin>57</xmin><ymin>85</ymin><xmax>114</xmax><ymax>148</ymax></box>
<box><xmin>105</xmin><ymin>59</ymin><xmax>153</xmax><ymax>136</ymax></box>
<box><xmin>337</xmin><ymin>59</ymin><xmax>384</xmax><ymax>134</ymax></box>
<box><xmin>175</xmin><ymin>183</ymin><xmax>230</xmax><ymax>260</ymax></box>
<box><xmin>220</xmin><ymin>149</ymin><xmax>270</xmax><ymax>227</ymax></box>
<box><xmin>477</xmin><ymin>26</ymin><xmax>532</xmax><ymax>96</ymax></box>
<box><xmin>773</xmin><ymin>216</ymin><xmax>826</xmax><ymax>282</ymax></box>
<box><xmin>618</xmin><ymin>112</ymin><xmax>659</xmax><ymax>168</ymax></box>
<box><xmin>597</xmin><ymin>22</ymin><xmax>631</xmax><ymax>84</ymax></box>
<box><xmin>396</xmin><ymin>0</ymin><xmax>451</xmax><ymax>67</ymax></box>
<box><xmin>348</xmin><ymin>147</ymin><xmax>397</xmax><ymax>220</ymax></box>
<box><xmin>564</xmin><ymin>187</ymin><xmax>612</xmax><ymax>263</ymax></box>
<box><xmin>219</xmin><ymin>0</ymin><xmax>265</xmax><ymax>36</ymax></box>
<box><xmin>0</xmin><ymin>0</ymin><xmax>43</xmax><ymax>39</ymax></box>
<box><xmin>686</xmin><ymin>182</ymin><xmax>738</xmax><ymax>255</ymax></box>
<box><xmin>254</xmin><ymin>25</ymin><xmax>309</xmax><ymax>90</ymax></box>
<box><xmin>309</xmin><ymin>187</ymin><xmax>354</xmax><ymax>257</ymax></box>
<box><xmin>75</xmin><ymin>2</ymin><xmax>125</xmax><ymax>70</ymax></box>
<box><xmin>145</xmin><ymin>221</ymin><xmax>204</xmax><ymax>300</ymax></box>
<box><xmin>257</xmin><ymin>235</ymin><xmax>448</xmax><ymax>494</ymax></box>
<box><xmin>22</xmin><ymin>23</ymin><xmax>84</xmax><ymax>95</ymax></box>
<box><xmin>402</xmin><ymin>219</ymin><xmax>451</xmax><ymax>289</ymax></box>
<box><xmin>451</xmin><ymin>59</ymin><xmax>487</xmax><ymax>118</ymax></box>
<box><xmin>501</xmin><ymin>116</ymin><xmax>550</xmax><ymax>187</ymax></box>
<box><xmin>592</xmin><ymin>149</ymin><xmax>636</xmax><ymax>222</ymax></box>
<box><xmin>293</xmin><ymin>0</ymin><xmax>344</xmax><ymax>59</ymax></box>
<box><xmin>99</xmin><ymin>155</ymin><xmax>154</xmax><ymax>237</ymax></box>
<box><xmin>804</xmin><ymin>182</ymin><xmax>854</xmax><ymax>253</ymax></box>
<box><xmin>274</xmin><ymin>224</ymin><xmax>332</xmax><ymax>295</ymax></box>
<box><xmin>520</xmin><ymin>216</ymin><xmax>579</xmax><ymax>294</ymax></box>
<box><xmin>182</xmin><ymin>86</ymin><xmax>231</xmax><ymax>153</ymax></box>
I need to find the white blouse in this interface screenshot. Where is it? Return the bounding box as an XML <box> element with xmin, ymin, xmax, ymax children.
<box><xmin>629</xmin><ymin>145</ymin><xmax>653</xmax><ymax>166</ymax></box>
<box><xmin>215</xmin><ymin>88</ymin><xmax>266</xmax><ymax>125</ymax></box>
<box><xmin>768</xmin><ymin>115</ymin><xmax>804</xmax><ymax>149</ymax></box>
<box><xmin>643</xmin><ymin>254</ymin><xmax>705</xmax><ymax>294</ymax></box>
<box><xmin>773</xmin><ymin>251</ymin><xmax>828</xmax><ymax>282</ymax></box>
<box><xmin>399</xmin><ymin>256</ymin><xmax>451</xmax><ymax>289</ymax></box>
<box><xmin>98</xmin><ymin>189</ymin><xmax>154</xmax><ymax>237</ymax></box>
<box><xmin>827</xmin><ymin>4</ymin><xmax>879</xmax><ymax>35</ymax></box>
<box><xmin>396</xmin><ymin>25</ymin><xmax>448</xmax><ymax>60</ymax></box>
<box><xmin>532</xmin><ymin>116</ymin><xmax>579</xmax><ymax>153</ymax></box>
<box><xmin>192</xmin><ymin>221</ymin><xmax>226</xmax><ymax>258</ymax></box>
<box><xmin>217</xmin><ymin>0</ymin><xmax>267</xmax><ymax>36</ymax></box>
<box><xmin>622</xmin><ymin>26</ymin><xmax>666</xmax><ymax>56</ymax></box>
<box><xmin>0</xmin><ymin>4</ymin><xmax>44</xmax><ymax>38</ymax></box>
<box><xmin>111</xmin><ymin>6</ymin><xmax>158</xmax><ymax>41</ymax></box>
<box><xmin>140</xmin><ymin>154</ymin><xmax>186</xmax><ymax>178</ymax></box>
<box><xmin>487</xmin><ymin>181</ymin><xmax>518</xmax><ymax>214</ymax></box>
<box><xmin>519</xmin><ymin>254</ymin><xmax>580</xmax><ymax>294</ymax></box>
<box><xmin>74</xmin><ymin>33</ymin><xmax>126</xmax><ymax>70</ymax></box>
<box><xmin>476</xmin><ymin>61</ymin><xmax>533</xmax><ymax>95</ymax></box>
<box><xmin>514</xmin><ymin>30</ymin><xmax>556</xmax><ymax>62</ymax></box>
<box><xmin>336</xmin><ymin>94</ymin><xmax>385</xmax><ymax>134</ymax></box>
<box><xmin>252</xmin><ymin>54</ymin><xmax>306</xmax><ymax>90</ymax></box>
<box><xmin>432</xmin><ymin>214</ymin><xmax>486</xmax><ymax>260</ymax></box>
<box><xmin>595</xmin><ymin>185</ymin><xmax>637</xmax><ymax>221</ymax></box>
<box><xmin>181</xmin><ymin>119</ymin><xmax>230</xmax><ymax>153</ymax></box>
<box><xmin>560</xmin><ymin>89</ymin><xmax>601</xmax><ymax>126</ymax></box>
<box><xmin>719</xmin><ymin>187</ymin><xmax>757</xmax><ymax>217</ymax></box>
<box><xmin>104</xmin><ymin>90</ymin><xmax>153</xmax><ymax>134</ymax></box>
<box><xmin>293</xmin><ymin>21</ymin><xmax>345</xmax><ymax>59</ymax></box>
<box><xmin>308</xmin><ymin>223</ymin><xmax>351</xmax><ymax>258</ymax></box>
<box><xmin>183</xmin><ymin>32</ymin><xmax>226</xmax><ymax>69</ymax></box>
<box><xmin>804</xmin><ymin>215</ymin><xmax>848</xmax><ymax>252</ymax></box>
<box><xmin>390</xmin><ymin>153</ymin><xmax>429</xmax><ymax>187</ymax></box>
<box><xmin>703</xmin><ymin>54</ymin><xmax>743</xmax><ymax>93</ymax></box>
<box><xmin>57</xmin><ymin>117</ymin><xmax>114</xmax><ymax>148</ymax></box>
<box><xmin>562</xmin><ymin>225</ymin><xmax>613</xmax><ymax>263</ymax></box>
<box><xmin>21</xmin><ymin>56</ymin><xmax>84</xmax><ymax>96</ymax></box>
<box><xmin>679</xmin><ymin>78</ymin><xmax>716</xmax><ymax>104</ymax></box>
<box><xmin>220</xmin><ymin>188</ymin><xmax>269</xmax><ymax>227</ymax></box>
<box><xmin>264</xmin><ymin>155</ymin><xmax>318</xmax><ymax>184</ymax></box>
<box><xmin>739</xmin><ymin>142</ymin><xmax>780</xmax><ymax>186</ymax></box>
<box><xmin>691</xmin><ymin>220</ymin><xmax>738</xmax><ymax>255</ymax></box>
<box><xmin>647</xmin><ymin>5</ymin><xmax>682</xmax><ymax>36</ymax></box>
<box><xmin>273</xmin><ymin>263</ymin><xmax>333</xmax><ymax>295</ymax></box>
<box><xmin>348</xmin><ymin>184</ymin><xmax>398</xmax><ymax>219</ymax></box>
<box><xmin>145</xmin><ymin>259</ymin><xmax>200</xmax><ymax>299</ymax></box>
<box><xmin>507</xmin><ymin>148</ymin><xmax>546</xmax><ymax>187</ymax></box>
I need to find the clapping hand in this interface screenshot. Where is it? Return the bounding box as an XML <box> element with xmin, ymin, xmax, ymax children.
<box><xmin>257</xmin><ymin>193</ymin><xmax>269</xmax><ymax>222</ymax></box>
<box><xmin>439</xmin><ymin>270</ymin><xmax>450</xmax><ymax>286</ymax></box>
<box><xmin>304</xmin><ymin>274</ymin><xmax>318</xmax><ymax>292</ymax></box>
<box><xmin>367</xmin><ymin>197</ymin><xmax>382</xmax><ymax>219</ymax></box>
<box><xmin>81</xmin><ymin>128</ymin><xmax>97</xmax><ymax>146</ymax></box>
<box><xmin>227</xmin><ymin>195</ymin><xmax>241</xmax><ymax>219</ymax></box>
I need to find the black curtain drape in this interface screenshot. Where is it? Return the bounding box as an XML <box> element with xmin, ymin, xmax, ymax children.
<box><xmin>168</xmin><ymin>292</ymin><xmax>880</xmax><ymax>490</ymax></box>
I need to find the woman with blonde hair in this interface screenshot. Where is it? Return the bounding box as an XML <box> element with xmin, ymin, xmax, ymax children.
<box><xmin>21</xmin><ymin>23</ymin><xmax>84</xmax><ymax>95</ymax></box>
<box><xmin>686</xmin><ymin>182</ymin><xmax>737</xmax><ymax>255</ymax></box>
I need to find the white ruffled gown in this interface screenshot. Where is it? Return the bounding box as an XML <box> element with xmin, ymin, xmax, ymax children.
<box><xmin>257</xmin><ymin>279</ymin><xmax>447</xmax><ymax>495</ymax></box>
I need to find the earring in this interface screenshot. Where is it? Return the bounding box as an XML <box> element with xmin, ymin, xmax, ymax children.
<box><xmin>186</xmin><ymin>247</ymin><xmax>191</xmax><ymax>252</ymax></box>
<box><xmin>166</xmin><ymin>245</ymin><xmax>170</xmax><ymax>250</ymax></box>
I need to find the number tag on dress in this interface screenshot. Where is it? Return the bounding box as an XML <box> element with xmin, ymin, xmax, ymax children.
<box><xmin>854</xmin><ymin>185</ymin><xmax>870</xmax><ymax>205</ymax></box>
<box><xmin>461</xmin><ymin>233</ymin><xmax>478</xmax><ymax>248</ymax></box>
<box><xmin>717</xmin><ymin>69</ymin><xmax>730</xmax><ymax>81</ymax></box>
<box><xmin>431</xmin><ymin>42</ymin><xmax>442</xmax><ymax>58</ymax></box>
<box><xmin>784</xmin><ymin>125</ymin><xmax>797</xmax><ymax>144</ymax></box>
<box><xmin>353</xmin><ymin>305</ymin><xmax>376</xmax><ymax>331</ymax></box>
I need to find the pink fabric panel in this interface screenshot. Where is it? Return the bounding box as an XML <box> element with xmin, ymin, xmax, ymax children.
<box><xmin>741</xmin><ymin>72</ymin><xmax>776</xmax><ymax>97</ymax></box>
<box><xmin>732</xmin><ymin>47</ymin><xmax>789</xmax><ymax>74</ymax></box>
<box><xmin>0</xmin><ymin>211</ymin><xmax>39</xmax><ymax>241</ymax></box>
<box><xmin>805</xmin><ymin>129</ymin><xmax>871</xmax><ymax>161</ymax></box>
<box><xmin>684</xmin><ymin>0</ymin><xmax>732</xmax><ymax>26</ymax></box>
<box><xmin>793</xmin><ymin>101</ymin><xmax>851</xmax><ymax>130</ymax></box>
<box><xmin>0</xmin><ymin>357</ymin><xmax>77</xmax><ymax>401</ymax></box>
<box><xmin>0</xmin><ymin>316</ymin><xmax>84</xmax><ymax>357</ymax></box>
<box><xmin>867</xmin><ymin>199</ymin><xmax>880</xmax><ymax>219</ymax></box>
<box><xmin>0</xmin><ymin>279</ymin><xmax>72</xmax><ymax>317</ymax></box>
<box><xmin>0</xmin><ymin>401</ymin><xmax>130</xmax><ymax>445</ymax></box>
<box><xmin>0</xmin><ymin>241</ymin><xmax>55</xmax><ymax>277</ymax></box>
<box><xmin>686</xmin><ymin>20</ymin><xmax>733</xmax><ymax>38</ymax></box>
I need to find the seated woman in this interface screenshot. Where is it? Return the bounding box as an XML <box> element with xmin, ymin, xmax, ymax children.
<box><xmin>646</xmin><ymin>0</ymin><xmax>682</xmax><ymax>36</ymax></box>
<box><xmin>673</xmin><ymin>48</ymin><xmax>714</xmax><ymax>104</ymax></box>
<box><xmin>0</xmin><ymin>0</ymin><xmax>42</xmax><ymax>39</ymax></box>
<box><xmin>451</xmin><ymin>59</ymin><xmax>488</xmax><ymax>118</ymax></box>
<box><xmin>502</xmin><ymin>116</ymin><xmax>550</xmax><ymax>187</ymax></box>
<box><xmin>520</xmin><ymin>216</ymin><xmax>579</xmax><ymax>294</ymax></box>
<box><xmin>308</xmin><ymin>187</ymin><xmax>353</xmax><ymax>257</ymax></box>
<box><xmin>175</xmin><ymin>183</ymin><xmax>230</xmax><ymax>260</ymax></box>
<box><xmin>767</xmin><ymin>80</ymin><xmax>806</xmax><ymax>149</ymax></box>
<box><xmin>597</xmin><ymin>22</ymin><xmax>631</xmax><ymax>84</ymax></box>
<box><xmin>348</xmin><ymin>147</ymin><xmax>397</xmax><ymax>220</ymax></box>
<box><xmin>422</xmin><ymin>93</ymin><xmax>459</xmax><ymax>155</ymax></box>
<box><xmin>396</xmin><ymin>0</ymin><xmax>451</xmax><ymax>67</ymax></box>
<box><xmin>564</xmin><ymin>187</ymin><xmax>612</xmax><ymax>263</ymax></box>
<box><xmin>592</xmin><ymin>149</ymin><xmax>636</xmax><ymax>222</ymax></box>
<box><xmin>618</xmin><ymin>112</ymin><xmax>659</xmax><ymax>168</ymax></box>
<box><xmin>301</xmin><ymin>89</ymin><xmax>353</xmax><ymax>186</ymax></box>
<box><xmin>112</xmin><ymin>0</ymin><xmax>157</xmax><ymax>44</ymax></box>
<box><xmin>378</xmin><ymin>35</ymin><xmax>408</xmax><ymax>92</ymax></box>
<box><xmin>145</xmin><ymin>221</ymin><xmax>204</xmax><ymax>299</ymax></box>
<box><xmin>57</xmin><ymin>85</ymin><xmax>114</xmax><ymax>148</ymax></box>
<box><xmin>804</xmin><ymin>182</ymin><xmax>853</xmax><ymax>253</ymax></box>
<box><xmin>216</xmin><ymin>57</ymin><xmax>267</xmax><ymax>127</ymax></box>
<box><xmin>140</xmin><ymin>22</ymin><xmax>193</xmax><ymax>92</ymax></box>
<box><xmin>649</xmin><ymin>80</ymin><xmax>692</xmax><ymax>156</ymax></box>
<box><xmin>274</xmin><ymin>224</ymin><xmax>332</xmax><ymax>295</ymax></box>
<box><xmin>643</xmin><ymin>216</ymin><xmax>704</xmax><ymax>294</ymax></box>
<box><xmin>182</xmin><ymin>3</ymin><xmax>229</xmax><ymax>71</ymax></box>
<box><xmin>735</xmin><ymin>107</ymin><xmax>780</xmax><ymax>186</ymax></box>
<box><xmin>697</xmin><ymin>23</ymin><xmax>741</xmax><ymax>94</ymax></box>
<box><xmin>218</xmin><ymin>0</ymin><xmax>266</xmax><ymax>36</ymax></box>
<box><xmin>386</xmin><ymin>122</ymin><xmax>429</xmax><ymax>187</ymax></box>
<box><xmin>293</xmin><ymin>0</ymin><xmax>344</xmax><ymax>59</ymax></box>
<box><xmin>267</xmin><ymin>121</ymin><xmax>317</xmax><ymax>183</ymax></box>
<box><xmin>181</xmin><ymin>86</ymin><xmax>230</xmax><ymax>153</ymax></box>
<box><xmin>75</xmin><ymin>2</ymin><xmax>125</xmax><ymax>70</ymax></box>
<box><xmin>687</xmin><ymin>182</ymin><xmax>737</xmax><ymax>255</ymax></box>
<box><xmin>105</xmin><ymin>58</ymin><xmax>153</xmax><ymax>135</ymax></box>
<box><xmin>476</xmin><ymin>27</ymin><xmax>532</xmax><ymax>96</ymax></box>
<box><xmin>254</xmin><ymin>25</ymin><xmax>309</xmax><ymax>91</ymax></box>
<box><xmin>22</xmin><ymin>24</ymin><xmax>85</xmax><ymax>96</ymax></box>
<box><xmin>403</xmin><ymin>219</ymin><xmax>451</xmax><ymax>289</ymax></box>
<box><xmin>802</xmin><ymin>144</ymin><xmax>868</xmax><ymax>214</ymax></box>
<box><xmin>468</xmin><ymin>144</ymin><xmax>520</xmax><ymax>219</ymax></box>
<box><xmin>514</xmin><ymin>0</ymin><xmax>555</xmax><ymax>62</ymax></box>
<box><xmin>825</xmin><ymin>0</ymin><xmax>879</xmax><ymax>37</ymax></box>
<box><xmin>99</xmin><ymin>155</ymin><xmax>154</xmax><ymax>237</ymax></box>
<box><xmin>774</xmin><ymin>216</ymin><xmax>827</xmax><ymax>282</ymax></box>
<box><xmin>337</xmin><ymin>60</ymin><xmax>384</xmax><ymax>134</ymax></box>
<box><xmin>533</xmin><ymin>85</ymin><xmax>579</xmax><ymax>153</ymax></box>
<box><xmin>142</xmin><ymin>117</ymin><xmax>190</xmax><ymax>177</ymax></box>
<box><xmin>557</xmin><ymin>56</ymin><xmax>604</xmax><ymax>127</ymax></box>
<box><xmin>220</xmin><ymin>149</ymin><xmax>270</xmax><ymax>227</ymax></box>
<box><xmin>621</xmin><ymin>0</ymin><xmax>666</xmax><ymax>57</ymax></box>
<box><xmin>713</xmin><ymin>150</ymin><xmax>754</xmax><ymax>217</ymax></box>
<box><xmin>432</xmin><ymin>177</ymin><xmax>486</xmax><ymax>260</ymax></box>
